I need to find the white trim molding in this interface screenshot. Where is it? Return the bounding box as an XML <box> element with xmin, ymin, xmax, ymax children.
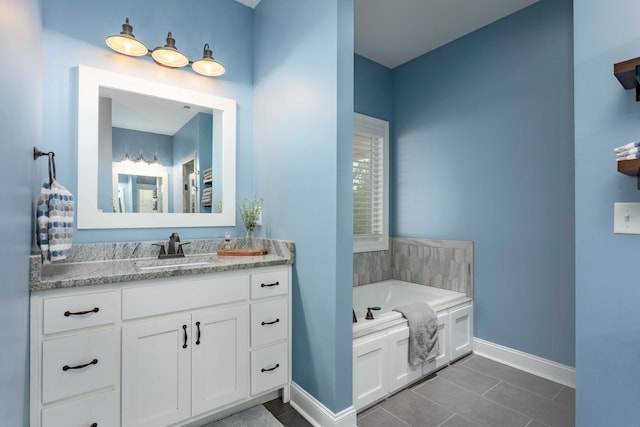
<box><xmin>473</xmin><ymin>338</ymin><xmax>575</xmax><ymax>388</ymax></box>
<box><xmin>290</xmin><ymin>382</ymin><xmax>357</xmax><ymax>427</ymax></box>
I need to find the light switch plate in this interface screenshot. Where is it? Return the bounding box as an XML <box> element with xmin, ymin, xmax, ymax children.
<box><xmin>614</xmin><ymin>203</ymin><xmax>640</xmax><ymax>234</ymax></box>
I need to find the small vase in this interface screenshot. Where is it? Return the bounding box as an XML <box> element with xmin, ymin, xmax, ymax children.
<box><xmin>244</xmin><ymin>229</ymin><xmax>255</xmax><ymax>250</ymax></box>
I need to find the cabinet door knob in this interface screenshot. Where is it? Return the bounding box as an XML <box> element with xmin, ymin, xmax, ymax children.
<box><xmin>261</xmin><ymin>363</ymin><xmax>280</xmax><ymax>373</ymax></box>
<box><xmin>64</xmin><ymin>307</ymin><xmax>99</xmax><ymax>317</ymax></box>
<box><xmin>62</xmin><ymin>358</ymin><xmax>98</xmax><ymax>371</ymax></box>
<box><xmin>261</xmin><ymin>318</ymin><xmax>280</xmax><ymax>326</ymax></box>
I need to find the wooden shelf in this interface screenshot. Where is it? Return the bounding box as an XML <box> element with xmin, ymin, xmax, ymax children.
<box><xmin>618</xmin><ymin>159</ymin><xmax>640</xmax><ymax>189</ymax></box>
<box><xmin>617</xmin><ymin>158</ymin><xmax>640</xmax><ymax>176</ymax></box>
<box><xmin>614</xmin><ymin>57</ymin><xmax>640</xmax><ymax>89</ymax></box>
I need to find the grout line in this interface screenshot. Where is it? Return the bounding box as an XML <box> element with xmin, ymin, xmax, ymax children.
<box><xmin>356</xmin><ymin>407</ymin><xmax>379</xmax><ymax>422</ymax></box>
<box><xmin>481</xmin><ymin>380</ymin><xmax>503</xmax><ymax>397</ymax></box>
<box><xmin>551</xmin><ymin>386</ymin><xmax>564</xmax><ymax>401</ymax></box>
<box><xmin>436</xmin><ymin>414</ymin><xmax>456</xmax><ymax>427</ymax></box>
<box><xmin>378</xmin><ymin>407</ymin><xmax>412</xmax><ymax>427</ymax></box>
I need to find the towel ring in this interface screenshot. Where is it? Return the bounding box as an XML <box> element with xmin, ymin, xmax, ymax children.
<box><xmin>33</xmin><ymin>147</ymin><xmax>56</xmax><ymax>185</ymax></box>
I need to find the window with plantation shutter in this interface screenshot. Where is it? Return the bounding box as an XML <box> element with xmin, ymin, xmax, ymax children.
<box><xmin>353</xmin><ymin>113</ymin><xmax>389</xmax><ymax>253</ymax></box>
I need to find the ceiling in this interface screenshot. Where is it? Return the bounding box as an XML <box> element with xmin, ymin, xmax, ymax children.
<box><xmin>235</xmin><ymin>0</ymin><xmax>539</xmax><ymax>69</ymax></box>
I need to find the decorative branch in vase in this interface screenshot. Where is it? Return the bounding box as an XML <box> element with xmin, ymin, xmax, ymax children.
<box><xmin>239</xmin><ymin>197</ymin><xmax>263</xmax><ymax>249</ymax></box>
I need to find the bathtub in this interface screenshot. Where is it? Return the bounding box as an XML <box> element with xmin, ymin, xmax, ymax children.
<box><xmin>352</xmin><ymin>280</ymin><xmax>473</xmax><ymax>410</ymax></box>
<box><xmin>352</xmin><ymin>279</ymin><xmax>468</xmax><ymax>339</ymax></box>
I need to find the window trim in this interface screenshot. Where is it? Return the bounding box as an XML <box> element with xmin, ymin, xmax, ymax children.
<box><xmin>353</xmin><ymin>112</ymin><xmax>389</xmax><ymax>253</ymax></box>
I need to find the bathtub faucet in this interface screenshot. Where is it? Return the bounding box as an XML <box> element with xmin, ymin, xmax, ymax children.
<box><xmin>365</xmin><ymin>306</ymin><xmax>381</xmax><ymax>320</ymax></box>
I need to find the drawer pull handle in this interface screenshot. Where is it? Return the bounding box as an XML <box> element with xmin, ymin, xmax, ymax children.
<box><xmin>195</xmin><ymin>321</ymin><xmax>201</xmax><ymax>345</ymax></box>
<box><xmin>64</xmin><ymin>307</ymin><xmax>99</xmax><ymax>317</ymax></box>
<box><xmin>62</xmin><ymin>358</ymin><xmax>98</xmax><ymax>371</ymax></box>
<box><xmin>261</xmin><ymin>363</ymin><xmax>280</xmax><ymax>373</ymax></box>
<box><xmin>182</xmin><ymin>324</ymin><xmax>188</xmax><ymax>349</ymax></box>
<box><xmin>261</xmin><ymin>318</ymin><xmax>280</xmax><ymax>326</ymax></box>
<box><xmin>261</xmin><ymin>281</ymin><xmax>279</xmax><ymax>288</ymax></box>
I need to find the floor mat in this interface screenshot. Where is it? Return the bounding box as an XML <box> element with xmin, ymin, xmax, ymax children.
<box><xmin>203</xmin><ymin>405</ymin><xmax>283</xmax><ymax>427</ymax></box>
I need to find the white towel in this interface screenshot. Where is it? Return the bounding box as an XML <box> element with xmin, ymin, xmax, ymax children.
<box><xmin>614</xmin><ymin>141</ymin><xmax>640</xmax><ymax>152</ymax></box>
<box><xmin>616</xmin><ymin>153</ymin><xmax>640</xmax><ymax>161</ymax></box>
<box><xmin>616</xmin><ymin>147</ymin><xmax>640</xmax><ymax>156</ymax></box>
<box><xmin>36</xmin><ymin>180</ymin><xmax>74</xmax><ymax>264</ymax></box>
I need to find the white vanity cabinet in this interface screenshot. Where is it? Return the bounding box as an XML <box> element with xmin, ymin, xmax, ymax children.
<box><xmin>30</xmin><ymin>265</ymin><xmax>292</xmax><ymax>427</ymax></box>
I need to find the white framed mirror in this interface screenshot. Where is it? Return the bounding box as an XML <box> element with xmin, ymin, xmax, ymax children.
<box><xmin>77</xmin><ymin>65</ymin><xmax>236</xmax><ymax>229</ymax></box>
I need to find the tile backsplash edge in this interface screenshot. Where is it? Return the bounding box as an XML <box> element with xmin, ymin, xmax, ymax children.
<box><xmin>353</xmin><ymin>236</ymin><xmax>473</xmax><ymax>298</ymax></box>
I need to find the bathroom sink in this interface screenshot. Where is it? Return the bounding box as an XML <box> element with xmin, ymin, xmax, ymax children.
<box><xmin>134</xmin><ymin>254</ymin><xmax>219</xmax><ymax>270</ymax></box>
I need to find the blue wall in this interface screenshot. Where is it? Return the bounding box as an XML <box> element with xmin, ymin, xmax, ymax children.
<box><xmin>354</xmin><ymin>54</ymin><xmax>392</xmax><ymax>122</ymax></box>
<box><xmin>391</xmin><ymin>0</ymin><xmax>575</xmax><ymax>366</ymax></box>
<box><xmin>0</xmin><ymin>0</ymin><xmax>42</xmax><ymax>425</ymax></box>
<box><xmin>254</xmin><ymin>0</ymin><xmax>354</xmax><ymax>413</ymax></box>
<box><xmin>574</xmin><ymin>1</ymin><xmax>640</xmax><ymax>425</ymax></box>
<box><xmin>41</xmin><ymin>0</ymin><xmax>254</xmax><ymax>242</ymax></box>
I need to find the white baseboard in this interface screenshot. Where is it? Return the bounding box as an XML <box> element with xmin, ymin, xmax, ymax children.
<box><xmin>290</xmin><ymin>382</ymin><xmax>357</xmax><ymax>427</ymax></box>
<box><xmin>473</xmin><ymin>338</ymin><xmax>575</xmax><ymax>388</ymax></box>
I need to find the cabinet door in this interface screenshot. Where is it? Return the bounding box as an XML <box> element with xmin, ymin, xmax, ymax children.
<box><xmin>353</xmin><ymin>332</ymin><xmax>388</xmax><ymax>411</ymax></box>
<box><xmin>449</xmin><ymin>303</ymin><xmax>473</xmax><ymax>361</ymax></box>
<box><xmin>191</xmin><ymin>304</ymin><xmax>249</xmax><ymax>416</ymax></box>
<box><xmin>122</xmin><ymin>314</ymin><xmax>191</xmax><ymax>427</ymax></box>
<box><xmin>387</xmin><ymin>326</ymin><xmax>422</xmax><ymax>393</ymax></box>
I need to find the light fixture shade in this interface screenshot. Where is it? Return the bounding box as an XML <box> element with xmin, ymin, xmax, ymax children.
<box><xmin>151</xmin><ymin>32</ymin><xmax>189</xmax><ymax>68</ymax></box>
<box><xmin>192</xmin><ymin>43</ymin><xmax>225</xmax><ymax>77</ymax></box>
<box><xmin>105</xmin><ymin>18</ymin><xmax>148</xmax><ymax>57</ymax></box>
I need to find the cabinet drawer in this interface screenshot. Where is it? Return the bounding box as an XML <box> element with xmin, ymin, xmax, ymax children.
<box><xmin>250</xmin><ymin>270</ymin><xmax>289</xmax><ymax>299</ymax></box>
<box><xmin>251</xmin><ymin>298</ymin><xmax>288</xmax><ymax>347</ymax></box>
<box><xmin>122</xmin><ymin>274</ymin><xmax>249</xmax><ymax>320</ymax></box>
<box><xmin>42</xmin><ymin>329</ymin><xmax>118</xmax><ymax>404</ymax></box>
<box><xmin>43</xmin><ymin>291</ymin><xmax>117</xmax><ymax>335</ymax></box>
<box><xmin>41</xmin><ymin>390</ymin><xmax>117</xmax><ymax>427</ymax></box>
<box><xmin>251</xmin><ymin>342</ymin><xmax>288</xmax><ymax>396</ymax></box>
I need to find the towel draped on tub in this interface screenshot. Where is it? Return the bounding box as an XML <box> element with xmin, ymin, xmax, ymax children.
<box><xmin>393</xmin><ymin>302</ymin><xmax>439</xmax><ymax>366</ymax></box>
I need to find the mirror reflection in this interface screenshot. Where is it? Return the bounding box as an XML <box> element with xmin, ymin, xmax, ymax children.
<box><xmin>97</xmin><ymin>88</ymin><xmax>222</xmax><ymax>214</ymax></box>
<box><xmin>77</xmin><ymin>65</ymin><xmax>236</xmax><ymax>229</ymax></box>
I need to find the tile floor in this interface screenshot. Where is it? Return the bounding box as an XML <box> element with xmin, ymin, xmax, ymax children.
<box><xmin>356</xmin><ymin>354</ymin><xmax>575</xmax><ymax>427</ymax></box>
<box><xmin>264</xmin><ymin>354</ymin><xmax>575</xmax><ymax>427</ymax></box>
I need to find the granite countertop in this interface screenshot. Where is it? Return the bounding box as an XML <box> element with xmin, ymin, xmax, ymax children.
<box><xmin>30</xmin><ymin>238</ymin><xmax>295</xmax><ymax>292</ymax></box>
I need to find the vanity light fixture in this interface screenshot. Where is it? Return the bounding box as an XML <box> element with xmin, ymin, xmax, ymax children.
<box><xmin>105</xmin><ymin>18</ymin><xmax>225</xmax><ymax>77</ymax></box>
<box><xmin>134</xmin><ymin>153</ymin><xmax>147</xmax><ymax>165</ymax></box>
<box><xmin>120</xmin><ymin>152</ymin><xmax>163</xmax><ymax>167</ymax></box>
<box><xmin>192</xmin><ymin>44</ymin><xmax>225</xmax><ymax>77</ymax></box>
<box><xmin>151</xmin><ymin>32</ymin><xmax>189</xmax><ymax>68</ymax></box>
<box><xmin>105</xmin><ymin>18</ymin><xmax>148</xmax><ymax>57</ymax></box>
<box><xmin>120</xmin><ymin>153</ymin><xmax>133</xmax><ymax>165</ymax></box>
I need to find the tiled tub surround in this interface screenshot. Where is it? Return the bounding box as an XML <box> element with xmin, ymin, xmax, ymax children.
<box><xmin>30</xmin><ymin>238</ymin><xmax>294</xmax><ymax>291</ymax></box>
<box><xmin>353</xmin><ymin>237</ymin><xmax>473</xmax><ymax>297</ymax></box>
